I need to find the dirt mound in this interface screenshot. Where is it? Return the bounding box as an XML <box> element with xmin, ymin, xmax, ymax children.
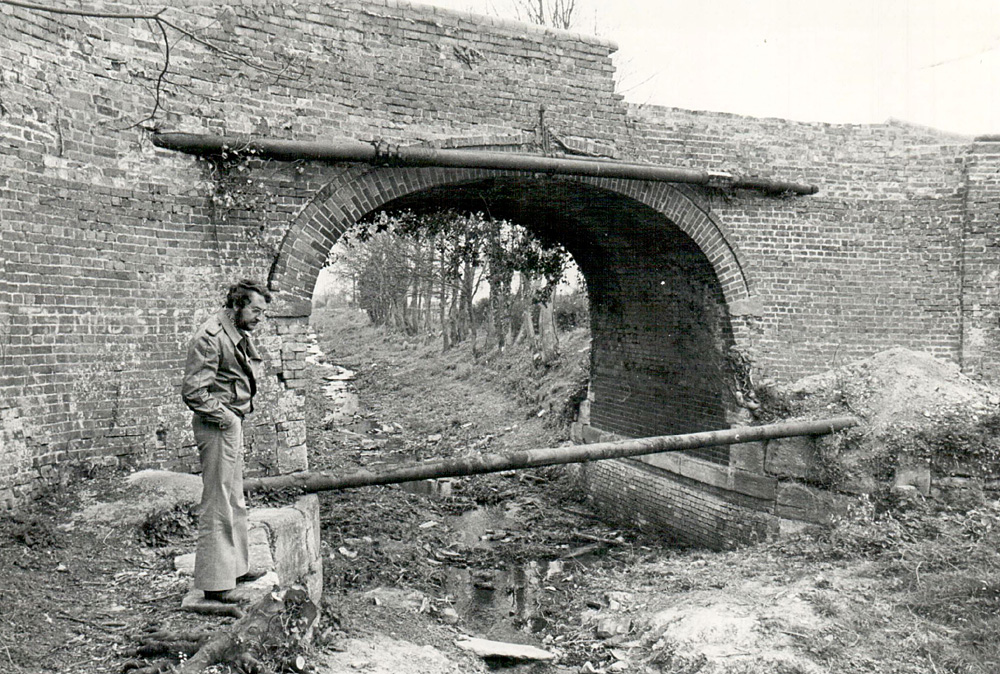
<box><xmin>75</xmin><ymin>469</ymin><xmax>201</xmax><ymax>527</ymax></box>
<box><xmin>766</xmin><ymin>347</ymin><xmax>1000</xmax><ymax>492</ymax></box>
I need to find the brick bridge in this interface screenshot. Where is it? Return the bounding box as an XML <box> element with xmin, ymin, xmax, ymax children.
<box><xmin>2</xmin><ymin>0</ymin><xmax>998</xmax><ymax>547</ymax></box>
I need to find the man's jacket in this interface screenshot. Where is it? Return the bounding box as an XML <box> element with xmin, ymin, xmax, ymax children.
<box><xmin>181</xmin><ymin>309</ymin><xmax>263</xmax><ymax>424</ymax></box>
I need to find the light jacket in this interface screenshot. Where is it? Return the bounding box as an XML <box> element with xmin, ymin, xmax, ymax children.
<box><xmin>181</xmin><ymin>309</ymin><xmax>263</xmax><ymax>423</ymax></box>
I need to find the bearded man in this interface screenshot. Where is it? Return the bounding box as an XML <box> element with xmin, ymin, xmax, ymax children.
<box><xmin>181</xmin><ymin>279</ymin><xmax>271</xmax><ymax>602</ymax></box>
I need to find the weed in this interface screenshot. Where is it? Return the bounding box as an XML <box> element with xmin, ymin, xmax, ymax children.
<box><xmin>139</xmin><ymin>501</ymin><xmax>199</xmax><ymax>547</ymax></box>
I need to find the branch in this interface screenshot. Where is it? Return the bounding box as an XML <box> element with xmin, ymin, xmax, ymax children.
<box><xmin>1</xmin><ymin>0</ymin><xmax>163</xmax><ymax>20</ymax></box>
<box><xmin>1</xmin><ymin>0</ymin><xmax>302</xmax><ymax>128</ymax></box>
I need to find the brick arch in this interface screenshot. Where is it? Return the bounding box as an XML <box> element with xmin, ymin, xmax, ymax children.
<box><xmin>574</xmin><ymin>177</ymin><xmax>754</xmax><ymax>313</ymax></box>
<box><xmin>268</xmin><ymin>166</ymin><xmax>753</xmax><ymax>316</ymax></box>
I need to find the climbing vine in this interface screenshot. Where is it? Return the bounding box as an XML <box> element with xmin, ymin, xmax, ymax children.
<box><xmin>201</xmin><ymin>152</ymin><xmax>307</xmax><ymax>263</ymax></box>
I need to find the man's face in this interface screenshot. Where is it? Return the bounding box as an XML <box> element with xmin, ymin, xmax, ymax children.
<box><xmin>235</xmin><ymin>291</ymin><xmax>268</xmax><ymax>332</ymax></box>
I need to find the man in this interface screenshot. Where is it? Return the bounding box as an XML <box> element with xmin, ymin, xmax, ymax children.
<box><xmin>181</xmin><ymin>279</ymin><xmax>271</xmax><ymax>603</ymax></box>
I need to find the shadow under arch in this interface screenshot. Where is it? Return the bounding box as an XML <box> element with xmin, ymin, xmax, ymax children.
<box><xmin>270</xmin><ymin>165</ymin><xmax>757</xmax><ymax>456</ymax></box>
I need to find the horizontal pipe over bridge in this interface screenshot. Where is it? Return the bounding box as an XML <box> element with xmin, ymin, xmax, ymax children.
<box><xmin>244</xmin><ymin>416</ymin><xmax>857</xmax><ymax>494</ymax></box>
<box><xmin>151</xmin><ymin>132</ymin><xmax>819</xmax><ymax>196</ymax></box>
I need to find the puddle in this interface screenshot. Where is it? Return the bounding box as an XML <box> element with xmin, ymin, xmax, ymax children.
<box><xmin>443</xmin><ymin>562</ymin><xmax>552</xmax><ymax>639</ymax></box>
<box><xmin>449</xmin><ymin>505</ymin><xmax>511</xmax><ymax>547</ymax></box>
<box><xmin>398</xmin><ymin>478</ymin><xmax>455</xmax><ymax>498</ymax></box>
<box><xmin>438</xmin><ymin>506</ymin><xmax>589</xmax><ymax>643</ymax></box>
<box><xmin>323</xmin><ymin>381</ymin><xmax>360</xmax><ymax>417</ymax></box>
<box><xmin>308</xmin><ymin>336</ymin><xmax>360</xmax><ymax>419</ymax></box>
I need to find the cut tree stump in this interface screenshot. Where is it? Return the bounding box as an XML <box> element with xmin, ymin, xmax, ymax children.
<box><xmin>172</xmin><ymin>585</ymin><xmax>319</xmax><ymax>674</ymax></box>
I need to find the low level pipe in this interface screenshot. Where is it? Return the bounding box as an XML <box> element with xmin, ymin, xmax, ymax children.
<box><xmin>244</xmin><ymin>416</ymin><xmax>857</xmax><ymax>494</ymax></box>
<box><xmin>151</xmin><ymin>132</ymin><xmax>818</xmax><ymax>196</ymax></box>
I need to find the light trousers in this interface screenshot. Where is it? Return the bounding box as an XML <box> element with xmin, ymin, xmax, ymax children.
<box><xmin>192</xmin><ymin>414</ymin><xmax>249</xmax><ymax>591</ymax></box>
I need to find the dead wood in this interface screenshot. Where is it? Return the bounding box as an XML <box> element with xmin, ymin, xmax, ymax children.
<box><xmin>134</xmin><ymin>639</ymin><xmax>203</xmax><ymax>658</ymax></box>
<box><xmin>139</xmin><ymin>628</ymin><xmax>215</xmax><ymax>644</ymax></box>
<box><xmin>173</xmin><ymin>585</ymin><xmax>319</xmax><ymax>674</ymax></box>
<box><xmin>123</xmin><ymin>658</ymin><xmax>175</xmax><ymax>674</ymax></box>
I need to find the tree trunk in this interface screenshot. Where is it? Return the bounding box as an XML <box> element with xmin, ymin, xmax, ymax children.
<box><xmin>515</xmin><ymin>273</ymin><xmax>537</xmax><ymax>347</ymax></box>
<box><xmin>422</xmin><ymin>240</ymin><xmax>436</xmax><ymax>335</ymax></box>
<box><xmin>409</xmin><ymin>241</ymin><xmax>424</xmax><ymax>335</ymax></box>
<box><xmin>538</xmin><ymin>293</ymin><xmax>558</xmax><ymax>363</ymax></box>
<box><xmin>389</xmin><ymin>297</ymin><xmax>405</xmax><ymax>332</ymax></box>
<box><xmin>484</xmin><ymin>290</ymin><xmax>497</xmax><ymax>348</ymax></box>
<box><xmin>448</xmin><ymin>278</ymin><xmax>462</xmax><ymax>343</ymax></box>
<box><xmin>439</xmin><ymin>247</ymin><xmax>451</xmax><ymax>352</ymax></box>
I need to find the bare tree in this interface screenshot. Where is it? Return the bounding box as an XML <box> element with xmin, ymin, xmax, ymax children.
<box><xmin>330</xmin><ymin>210</ymin><xmax>570</xmax><ymax>355</ymax></box>
<box><xmin>511</xmin><ymin>0</ymin><xmax>576</xmax><ymax>30</ymax></box>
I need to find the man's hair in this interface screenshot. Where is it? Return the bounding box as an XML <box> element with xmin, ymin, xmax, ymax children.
<box><xmin>225</xmin><ymin>279</ymin><xmax>272</xmax><ymax>309</ymax></box>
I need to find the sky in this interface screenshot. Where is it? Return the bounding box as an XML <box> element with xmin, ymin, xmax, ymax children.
<box><xmin>420</xmin><ymin>0</ymin><xmax>1000</xmax><ymax>137</ymax></box>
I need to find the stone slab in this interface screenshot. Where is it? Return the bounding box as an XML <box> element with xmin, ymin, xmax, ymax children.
<box><xmin>180</xmin><ymin>570</ymin><xmax>280</xmax><ymax>616</ymax></box>
<box><xmin>730</xmin><ymin>441</ymin><xmax>766</xmax><ymax>474</ymax></box>
<box><xmin>250</xmin><ymin>494</ymin><xmax>322</xmax><ymax>601</ymax></box>
<box><xmin>639</xmin><ymin>452</ymin><xmax>777</xmax><ymax>500</ymax></box>
<box><xmin>765</xmin><ymin>436</ymin><xmax>820</xmax><ymax>480</ymax></box>
<box><xmin>454</xmin><ymin>637</ymin><xmax>555</xmax><ymax>661</ymax></box>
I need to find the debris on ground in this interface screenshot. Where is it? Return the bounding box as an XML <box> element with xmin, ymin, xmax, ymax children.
<box><xmin>4</xmin><ymin>311</ymin><xmax>1000</xmax><ymax>673</ymax></box>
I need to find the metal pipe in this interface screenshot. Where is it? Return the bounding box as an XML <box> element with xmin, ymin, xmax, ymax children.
<box><xmin>244</xmin><ymin>416</ymin><xmax>856</xmax><ymax>494</ymax></box>
<box><xmin>151</xmin><ymin>132</ymin><xmax>818</xmax><ymax>196</ymax></box>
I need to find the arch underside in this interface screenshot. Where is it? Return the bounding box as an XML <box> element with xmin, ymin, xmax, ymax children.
<box><xmin>272</xmin><ymin>167</ymin><xmax>753</xmax><ymax>461</ymax></box>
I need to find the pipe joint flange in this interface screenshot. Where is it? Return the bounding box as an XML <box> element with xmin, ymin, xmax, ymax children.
<box><xmin>371</xmin><ymin>139</ymin><xmax>404</xmax><ymax>166</ymax></box>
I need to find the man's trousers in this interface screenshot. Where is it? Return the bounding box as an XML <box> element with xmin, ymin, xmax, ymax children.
<box><xmin>192</xmin><ymin>414</ymin><xmax>249</xmax><ymax>591</ymax></box>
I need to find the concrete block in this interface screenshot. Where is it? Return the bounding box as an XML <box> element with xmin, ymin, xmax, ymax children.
<box><xmin>250</xmin><ymin>494</ymin><xmax>322</xmax><ymax>601</ymax></box>
<box><xmin>729</xmin><ymin>441</ymin><xmax>765</xmax><ymax>474</ymax></box>
<box><xmin>293</xmin><ymin>494</ymin><xmax>323</xmax><ymax>600</ymax></box>
<box><xmin>775</xmin><ymin>483</ymin><xmax>838</xmax><ymax>524</ymax></box>
<box><xmin>581</xmin><ymin>424</ymin><xmax>605</xmax><ymax>444</ymax></box>
<box><xmin>277</xmin><ymin>441</ymin><xmax>308</xmax><ymax>473</ymax></box>
<box><xmin>640</xmin><ymin>451</ymin><xmax>776</xmax><ymax>500</ymax></box>
<box><xmin>765</xmin><ymin>436</ymin><xmax>820</xmax><ymax>480</ymax></box>
<box><xmin>777</xmin><ymin>518</ymin><xmax>813</xmax><ymax>537</ymax></box>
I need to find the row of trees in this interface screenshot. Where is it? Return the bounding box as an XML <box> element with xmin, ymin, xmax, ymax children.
<box><xmin>325</xmin><ymin>211</ymin><xmax>586</xmax><ymax>362</ymax></box>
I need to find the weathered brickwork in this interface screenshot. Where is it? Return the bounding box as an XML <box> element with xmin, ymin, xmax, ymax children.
<box><xmin>575</xmin><ymin>458</ymin><xmax>776</xmax><ymax>550</ymax></box>
<box><xmin>0</xmin><ymin>0</ymin><xmax>627</xmax><ymax>508</ymax></box>
<box><xmin>2</xmin><ymin>0</ymin><xmax>998</xmax><ymax>551</ymax></box>
<box><xmin>621</xmin><ymin>107</ymin><xmax>971</xmax><ymax>382</ymax></box>
<box><xmin>962</xmin><ymin>141</ymin><xmax>1000</xmax><ymax>381</ymax></box>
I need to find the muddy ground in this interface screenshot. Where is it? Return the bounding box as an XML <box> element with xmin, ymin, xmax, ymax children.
<box><xmin>2</xmin><ymin>308</ymin><xmax>1000</xmax><ymax>674</ymax></box>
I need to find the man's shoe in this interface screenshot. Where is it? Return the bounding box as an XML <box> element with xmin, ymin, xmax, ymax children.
<box><xmin>203</xmin><ymin>590</ymin><xmax>240</xmax><ymax>604</ymax></box>
<box><xmin>236</xmin><ymin>570</ymin><xmax>266</xmax><ymax>584</ymax></box>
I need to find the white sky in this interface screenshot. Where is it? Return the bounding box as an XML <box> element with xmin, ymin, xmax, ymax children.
<box><xmin>420</xmin><ymin>0</ymin><xmax>1000</xmax><ymax>137</ymax></box>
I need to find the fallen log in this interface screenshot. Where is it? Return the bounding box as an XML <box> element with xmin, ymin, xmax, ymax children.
<box><xmin>245</xmin><ymin>416</ymin><xmax>857</xmax><ymax>494</ymax></box>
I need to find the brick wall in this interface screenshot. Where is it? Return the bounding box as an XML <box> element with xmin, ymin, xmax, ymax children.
<box><xmin>0</xmin><ymin>0</ymin><xmax>626</xmax><ymax>508</ymax></box>
<box><xmin>621</xmin><ymin>107</ymin><xmax>972</xmax><ymax>383</ymax></box>
<box><xmin>577</xmin><ymin>193</ymin><xmax>737</xmax><ymax>464</ymax></box>
<box><xmin>961</xmin><ymin>140</ymin><xmax>1000</xmax><ymax>381</ymax></box>
<box><xmin>574</xmin><ymin>458</ymin><xmax>776</xmax><ymax>550</ymax></box>
<box><xmin>2</xmin><ymin>0</ymin><xmax>998</xmax><ymax>539</ymax></box>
